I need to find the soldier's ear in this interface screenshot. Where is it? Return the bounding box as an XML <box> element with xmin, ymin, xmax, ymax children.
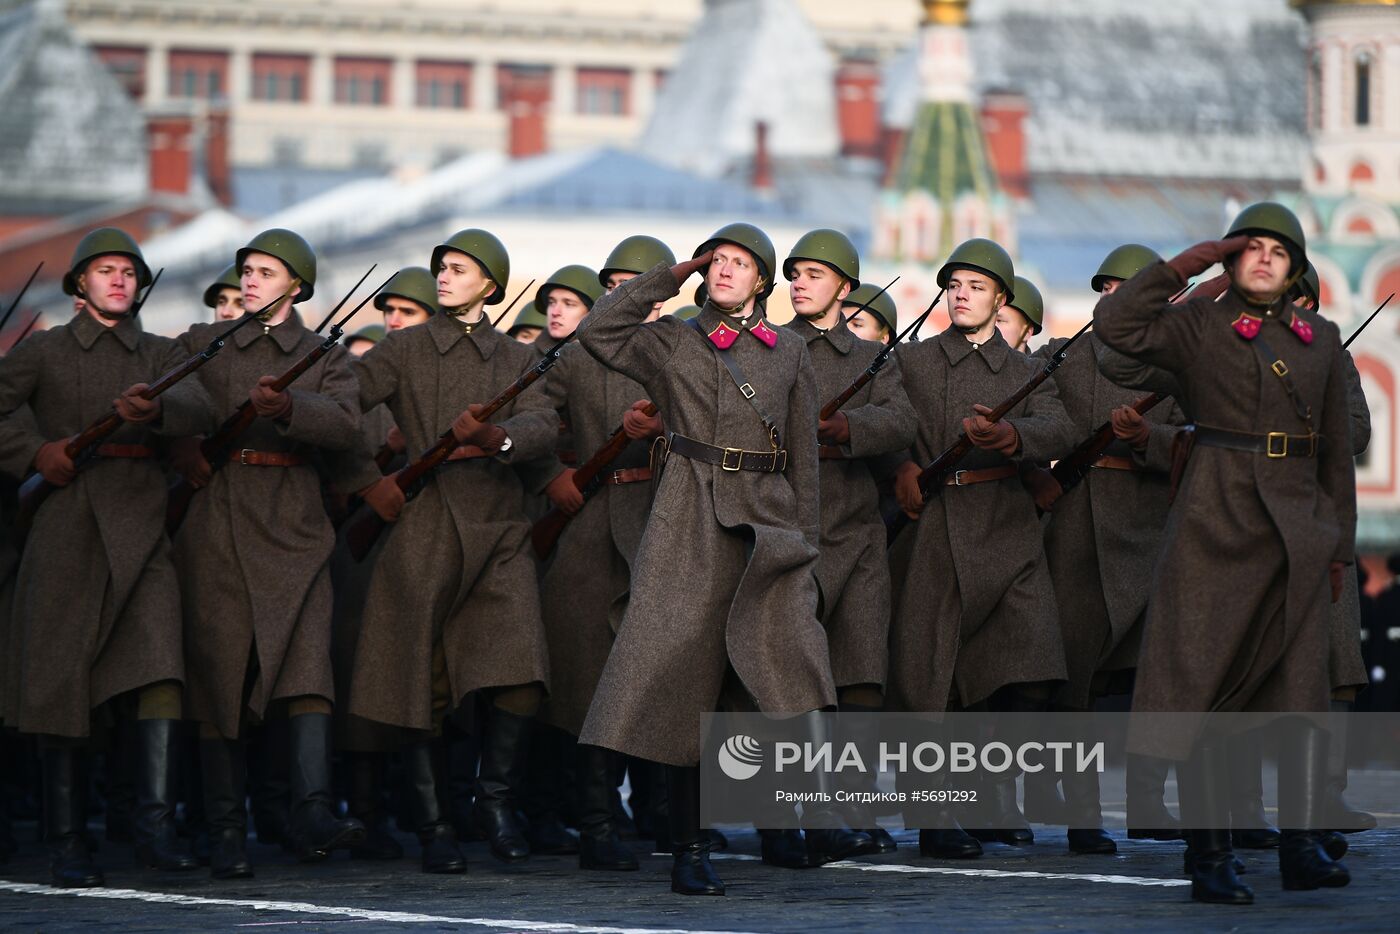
<box><xmin>836</xmin><ymin>281</ymin><xmax>852</xmax><ymax>303</ymax></box>
<box><xmin>993</xmin><ymin>290</ymin><xmax>1007</xmax><ymax>310</ymax></box>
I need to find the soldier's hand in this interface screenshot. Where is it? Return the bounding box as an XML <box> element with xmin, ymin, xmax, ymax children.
<box><xmin>1166</xmin><ymin>235</ymin><xmax>1250</xmax><ymax>282</ymax></box>
<box><xmin>1110</xmin><ymin>405</ymin><xmax>1151</xmax><ymax>449</ymax></box>
<box><xmin>894</xmin><ymin>460</ymin><xmax>925</xmax><ymax>520</ymax></box>
<box><xmin>360</xmin><ymin>476</ymin><xmax>406</xmax><ymax>523</ymax></box>
<box><xmin>34</xmin><ymin>438</ymin><xmax>76</xmax><ymax>486</ymax></box>
<box><xmin>545</xmin><ymin>468</ymin><xmax>585</xmax><ymax>515</ymax></box>
<box><xmin>1023</xmin><ymin>467</ymin><xmax>1063</xmax><ymax>512</ymax></box>
<box><xmin>670</xmin><ymin>250</ymin><xmax>713</xmax><ymax>286</ymax></box>
<box><xmin>1331</xmin><ymin>561</ymin><xmax>1346</xmax><ymax>604</ymax></box>
<box><xmin>451</xmin><ymin>403</ymin><xmax>507</xmax><ymax>452</ymax></box>
<box><xmin>385</xmin><ymin>425</ymin><xmax>407</xmax><ymax>454</ymax></box>
<box><xmin>622</xmin><ymin>400</ymin><xmax>663</xmax><ymax>440</ymax></box>
<box><xmin>114</xmin><ymin>383</ymin><xmax>161</xmax><ymax>423</ymax></box>
<box><xmin>250</xmin><ymin>376</ymin><xmax>293</xmax><ymax>421</ymax></box>
<box><xmin>964</xmin><ymin>404</ymin><xmax>1019</xmax><ymax>456</ymax></box>
<box><xmin>817</xmin><ymin>412</ymin><xmax>851</xmax><ymax>446</ymax></box>
<box><xmin>170</xmin><ymin>436</ymin><xmax>213</xmax><ymax>488</ymax></box>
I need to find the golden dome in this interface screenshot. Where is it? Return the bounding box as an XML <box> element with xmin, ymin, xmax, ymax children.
<box><xmin>922</xmin><ymin>0</ymin><xmax>970</xmax><ymax>27</ymax></box>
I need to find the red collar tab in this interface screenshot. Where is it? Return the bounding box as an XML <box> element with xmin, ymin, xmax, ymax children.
<box><xmin>751</xmin><ymin>320</ymin><xmax>778</xmax><ymax>348</ymax></box>
<box><xmin>706</xmin><ymin>320</ymin><xmax>740</xmax><ymax>350</ymax></box>
<box><xmin>1288</xmin><ymin>311</ymin><xmax>1314</xmax><ymax>345</ymax></box>
<box><xmin>1231</xmin><ymin>312</ymin><xmax>1262</xmax><ymax>341</ymax></box>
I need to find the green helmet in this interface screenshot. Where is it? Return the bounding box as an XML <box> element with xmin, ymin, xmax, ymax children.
<box><xmin>374</xmin><ymin>266</ymin><xmax>439</xmax><ymax>317</ymax></box>
<box><xmin>236</xmin><ymin>228</ymin><xmax>316</xmax><ymax>302</ymax></box>
<box><xmin>347</xmin><ymin>324</ymin><xmax>385</xmax><ymax>346</ymax></box>
<box><xmin>936</xmin><ymin>238</ymin><xmax>1015</xmax><ymax>302</ymax></box>
<box><xmin>1225</xmin><ymin>202</ymin><xmax>1306</xmax><ymax>276</ymax></box>
<box><xmin>431</xmin><ymin>228</ymin><xmax>510</xmax><ymax>305</ymax></box>
<box><xmin>202</xmin><ymin>263</ymin><xmax>242</xmax><ymax>308</ymax></box>
<box><xmin>1008</xmin><ymin>276</ymin><xmax>1044</xmax><ymax>335</ymax></box>
<box><xmin>600</xmin><ymin>235</ymin><xmax>677</xmax><ymax>286</ymax></box>
<box><xmin>784</xmin><ymin>228</ymin><xmax>860</xmax><ymax>290</ymax></box>
<box><xmin>841</xmin><ymin>282</ymin><xmax>897</xmax><ymax>335</ymax></box>
<box><xmin>63</xmin><ymin>227</ymin><xmax>153</xmax><ymax>296</ymax></box>
<box><xmin>1092</xmin><ymin>244</ymin><xmax>1162</xmax><ymax>293</ymax></box>
<box><xmin>1290</xmin><ymin>261</ymin><xmax>1321</xmax><ymax>306</ymax></box>
<box><xmin>508</xmin><ymin>305</ymin><xmax>548</xmax><ymax>336</ymax></box>
<box><xmin>694</xmin><ymin>222</ymin><xmax>778</xmax><ymax>299</ymax></box>
<box><xmin>672</xmin><ymin>304</ymin><xmax>702</xmax><ymax>321</ymax></box>
<box><xmin>534</xmin><ymin>265</ymin><xmax>604</xmax><ymax>315</ymax></box>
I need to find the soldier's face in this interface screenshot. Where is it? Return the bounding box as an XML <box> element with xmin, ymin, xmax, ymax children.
<box><xmin>214</xmin><ymin>287</ymin><xmax>244</xmax><ymax>321</ymax></box>
<box><xmin>78</xmin><ymin>254</ymin><xmax>137</xmax><ymax>317</ymax></box>
<box><xmin>789</xmin><ymin>260</ymin><xmax>850</xmax><ymax>318</ymax></box>
<box><xmin>513</xmin><ymin>327</ymin><xmax>542</xmax><ymax>344</ymax></box>
<box><xmin>846</xmin><ymin>309</ymin><xmax>891</xmax><ymax>345</ymax></box>
<box><xmin>995</xmin><ymin>306</ymin><xmax>1032</xmax><ymax>351</ymax></box>
<box><xmin>435</xmin><ymin>250</ymin><xmax>496</xmax><ymax>312</ymax></box>
<box><xmin>1231</xmin><ymin>236</ymin><xmax>1291</xmax><ymax>299</ymax></box>
<box><xmin>1099</xmin><ymin>278</ymin><xmax>1123</xmax><ymax>295</ymax></box>
<box><xmin>382</xmin><ymin>296</ymin><xmax>431</xmax><ymax>331</ymax></box>
<box><xmin>947</xmin><ymin>269</ymin><xmax>1003</xmax><ymax>331</ymax></box>
<box><xmin>242</xmin><ymin>251</ymin><xmax>296</xmax><ymax>318</ymax></box>
<box><xmin>605</xmin><ymin>271</ymin><xmax>636</xmax><ymax>292</ymax></box>
<box><xmin>346</xmin><ymin>337</ymin><xmax>375</xmax><ymax>357</ymax></box>
<box><xmin>545</xmin><ymin>288</ymin><xmax>588</xmax><ymax>339</ymax></box>
<box><xmin>705</xmin><ymin>244</ymin><xmax>762</xmax><ymax>311</ymax></box>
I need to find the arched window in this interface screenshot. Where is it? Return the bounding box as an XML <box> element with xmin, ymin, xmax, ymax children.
<box><xmin>1350</xmin><ymin>160</ymin><xmax>1375</xmax><ymax>185</ymax></box>
<box><xmin>1356</xmin><ymin>51</ymin><xmax>1372</xmax><ymax>127</ymax></box>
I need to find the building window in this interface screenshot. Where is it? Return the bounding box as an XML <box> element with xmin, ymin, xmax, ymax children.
<box><xmin>576</xmin><ymin>68</ymin><xmax>630</xmax><ymax>116</ymax></box>
<box><xmin>1356</xmin><ymin>52</ymin><xmax>1372</xmax><ymax>127</ymax></box>
<box><xmin>335</xmin><ymin>57</ymin><xmax>392</xmax><ymax>106</ymax></box>
<box><xmin>416</xmin><ymin>61</ymin><xmax>471</xmax><ymax>109</ymax></box>
<box><xmin>496</xmin><ymin>63</ymin><xmax>552</xmax><ymax>110</ymax></box>
<box><xmin>168</xmin><ymin>49</ymin><xmax>228</xmax><ymax>101</ymax></box>
<box><xmin>94</xmin><ymin>45</ymin><xmax>146</xmax><ymax>100</ymax></box>
<box><xmin>252</xmin><ymin>53</ymin><xmax>310</xmax><ymax>102</ymax></box>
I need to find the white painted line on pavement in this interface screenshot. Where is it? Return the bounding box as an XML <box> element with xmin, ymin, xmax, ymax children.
<box><xmin>0</xmin><ymin>880</ymin><xmax>765</xmax><ymax>933</ymax></box>
<box><xmin>711</xmin><ymin>853</ymin><xmax>1191</xmax><ymax>887</ymax></box>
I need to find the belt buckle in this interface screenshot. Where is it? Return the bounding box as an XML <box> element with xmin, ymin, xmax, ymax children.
<box><xmin>1266</xmin><ymin>432</ymin><xmax>1287</xmax><ymax>458</ymax></box>
<box><xmin>1307</xmin><ymin>432</ymin><xmax>1318</xmax><ymax>457</ymax></box>
<box><xmin>239</xmin><ymin>448</ymin><xmax>254</xmax><ymax>465</ymax></box>
<box><xmin>773</xmin><ymin>449</ymin><xmax>788</xmax><ymax>472</ymax></box>
<box><xmin>952</xmin><ymin>469</ymin><xmax>968</xmax><ymax>486</ymax></box>
<box><xmin>721</xmin><ymin>447</ymin><xmax>744</xmax><ymax>471</ymax></box>
<box><xmin>1271</xmin><ymin>360</ymin><xmax>1289</xmax><ymax>378</ymax></box>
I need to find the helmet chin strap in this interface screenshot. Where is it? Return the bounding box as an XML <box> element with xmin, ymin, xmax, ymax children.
<box><xmin>715</xmin><ymin>279</ymin><xmax>765</xmax><ymax>317</ymax></box>
<box><xmin>255</xmin><ymin>279</ymin><xmax>301</xmax><ymax>321</ymax></box>
<box><xmin>445</xmin><ymin>282</ymin><xmax>496</xmax><ymax>322</ymax></box>
<box><xmin>956</xmin><ymin>293</ymin><xmax>1003</xmax><ymax>334</ymax></box>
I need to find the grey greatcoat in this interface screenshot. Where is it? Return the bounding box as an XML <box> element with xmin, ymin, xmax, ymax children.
<box><xmin>887</xmin><ymin>326</ymin><xmax>1076</xmax><ymax>714</ymax></box>
<box><xmin>1094</xmin><ymin>262</ymin><xmax>1356</xmax><ymax>759</ymax></box>
<box><xmin>343</xmin><ymin>312</ymin><xmax>556</xmax><ymax>733</ymax></box>
<box><xmin>1331</xmin><ymin>350</ymin><xmax>1370</xmax><ymax>693</ymax></box>
<box><xmin>784</xmin><ymin>316</ymin><xmax>916</xmax><ymax>691</ymax></box>
<box><xmin>537</xmin><ymin>344</ymin><xmax>656</xmax><ymax>735</ymax></box>
<box><xmin>577</xmin><ymin>264</ymin><xmax>836</xmax><ymax>767</ymax></box>
<box><xmin>1035</xmin><ymin>333</ymin><xmax>1187</xmax><ymax>710</ymax></box>
<box><xmin>173</xmin><ymin>313</ymin><xmax>361</xmax><ymax>739</ymax></box>
<box><xmin>0</xmin><ymin>313</ymin><xmax>209</xmax><ymax>737</ymax></box>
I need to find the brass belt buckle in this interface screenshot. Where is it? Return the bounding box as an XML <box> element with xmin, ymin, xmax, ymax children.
<box><xmin>1266</xmin><ymin>432</ymin><xmax>1287</xmax><ymax>458</ymax></box>
<box><xmin>721</xmin><ymin>447</ymin><xmax>744</xmax><ymax>471</ymax></box>
<box><xmin>239</xmin><ymin>448</ymin><xmax>254</xmax><ymax>465</ymax></box>
<box><xmin>952</xmin><ymin>469</ymin><xmax>968</xmax><ymax>486</ymax></box>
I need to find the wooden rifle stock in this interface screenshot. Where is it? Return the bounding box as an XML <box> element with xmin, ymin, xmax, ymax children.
<box><xmin>1048</xmin><ymin>392</ymin><xmax>1165</xmax><ymax>494</ymax></box>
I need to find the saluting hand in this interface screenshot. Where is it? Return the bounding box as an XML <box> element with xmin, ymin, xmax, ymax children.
<box><xmin>1166</xmin><ymin>235</ymin><xmax>1250</xmax><ymax>282</ymax></box>
<box><xmin>1110</xmin><ymin>405</ymin><xmax>1151</xmax><ymax>449</ymax></box>
<box><xmin>451</xmin><ymin>403</ymin><xmax>507</xmax><ymax>453</ymax></box>
<box><xmin>545</xmin><ymin>468</ymin><xmax>585</xmax><ymax>515</ymax></box>
<box><xmin>670</xmin><ymin>250</ymin><xmax>713</xmax><ymax>287</ymax></box>
<box><xmin>893</xmin><ymin>460</ymin><xmax>924</xmax><ymax>520</ymax></box>
<box><xmin>817</xmin><ymin>412</ymin><xmax>851</xmax><ymax>446</ymax></box>
<box><xmin>361</xmin><ymin>475</ymin><xmax>406</xmax><ymax>523</ymax></box>
<box><xmin>250</xmin><ymin>376</ymin><xmax>293</xmax><ymax>421</ymax></box>
<box><xmin>114</xmin><ymin>383</ymin><xmax>161</xmax><ymax>423</ymax></box>
<box><xmin>1023</xmin><ymin>467</ymin><xmax>1063</xmax><ymax>512</ymax></box>
<box><xmin>34</xmin><ymin>438</ymin><xmax>76</xmax><ymax>486</ymax></box>
<box><xmin>621</xmin><ymin>400</ymin><xmax>662</xmax><ymax>440</ymax></box>
<box><xmin>170</xmin><ymin>435</ymin><xmax>213</xmax><ymax>488</ymax></box>
<box><xmin>964</xmin><ymin>404</ymin><xmax>1019</xmax><ymax>456</ymax></box>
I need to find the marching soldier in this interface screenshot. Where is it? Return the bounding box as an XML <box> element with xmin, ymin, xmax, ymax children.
<box><xmin>346</xmin><ymin>229</ymin><xmax>556</xmax><ymax>873</ymax></box>
<box><xmin>887</xmin><ymin>239</ymin><xmax>1075</xmax><ymax>858</ymax></box>
<box><xmin>205</xmin><ymin>264</ymin><xmax>244</xmax><ymax>321</ymax></box>
<box><xmin>345</xmin><ymin>324</ymin><xmax>383</xmax><ymax>358</ymax></box>
<box><xmin>843</xmin><ymin>284</ymin><xmax>897</xmax><ymax>346</ymax></box>
<box><xmin>1094</xmin><ymin>203</ymin><xmax>1355</xmax><ymax>904</ymax></box>
<box><xmin>0</xmin><ymin>229</ymin><xmax>210</xmax><ymax>885</ymax></box>
<box><xmin>171</xmin><ymin>229</ymin><xmax>366</xmax><ymax>878</ymax></box>
<box><xmin>576</xmin><ymin>223</ymin><xmax>866</xmax><ymax>896</ymax></box>
<box><xmin>782</xmin><ymin>229</ymin><xmax>916</xmax><ymax>857</ymax></box>
<box><xmin>995</xmin><ymin>276</ymin><xmax>1043</xmax><ymax>354</ymax></box>
<box><xmin>509</xmin><ymin>305</ymin><xmax>548</xmax><ymax>344</ymax></box>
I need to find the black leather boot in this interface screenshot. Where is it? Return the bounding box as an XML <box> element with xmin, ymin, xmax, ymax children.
<box><xmin>470</xmin><ymin>705</ymin><xmax>532</xmax><ymax>862</ymax></box>
<box><xmin>523</xmin><ymin>723</ymin><xmax>579</xmax><ymax>856</ymax></box>
<box><xmin>1227</xmin><ymin>734</ymin><xmax>1280</xmax><ymax>849</ymax></box>
<box><xmin>347</xmin><ymin>752</ymin><xmax>403</xmax><ymax>861</ymax></box>
<box><xmin>1126</xmin><ymin>754</ymin><xmax>1181</xmax><ymax>840</ymax></box>
<box><xmin>1179</xmin><ymin>742</ymin><xmax>1252</xmax><ymax>905</ymax></box>
<box><xmin>1183</xmin><ymin>845</ymin><xmax>1246</xmax><ymax>877</ymax></box>
<box><xmin>248</xmin><ymin>717</ymin><xmax>291</xmax><ymax>849</ymax></box>
<box><xmin>1023</xmin><ymin>768</ymin><xmax>1069</xmax><ymax>825</ymax></box>
<box><xmin>103</xmin><ymin>722</ymin><xmax>135</xmax><ymax>844</ymax></box>
<box><xmin>667</xmin><ymin>765</ymin><xmax>723</xmax><ymax>895</ymax></box>
<box><xmin>835</xmin><ymin>702</ymin><xmax>897</xmax><ymax>853</ymax></box>
<box><xmin>1323</xmin><ymin>700</ymin><xmax>1375</xmax><ymax>833</ymax></box>
<box><xmin>404</xmin><ymin>739</ymin><xmax>467</xmax><ymax>873</ymax></box>
<box><xmin>1277</xmin><ymin>722</ymin><xmax>1350</xmax><ymax>891</ymax></box>
<box><xmin>42</xmin><ymin>744</ymin><xmax>103</xmax><ymax>887</ymax></box>
<box><xmin>1062</xmin><ymin>762</ymin><xmax>1116</xmax><ymax>855</ymax></box>
<box><xmin>759</xmin><ymin>828</ymin><xmax>811</xmax><ymax>868</ymax></box>
<box><xmin>285</xmin><ymin>714</ymin><xmax>364</xmax><ymax>861</ymax></box>
<box><xmin>133</xmin><ymin>719</ymin><xmax>197</xmax><ymax>871</ymax></box>
<box><xmin>919</xmin><ymin>823</ymin><xmax>983</xmax><ymax>859</ymax></box>
<box><xmin>799</xmin><ymin>712</ymin><xmax>877</xmax><ymax>864</ymax></box>
<box><xmin>200</xmin><ymin>737</ymin><xmax>253</xmax><ymax>879</ymax></box>
<box><xmin>981</xmin><ymin>774</ymin><xmax>1034</xmax><ymax>846</ymax></box>
<box><xmin>576</xmin><ymin>744</ymin><xmax>637</xmax><ymax>871</ymax></box>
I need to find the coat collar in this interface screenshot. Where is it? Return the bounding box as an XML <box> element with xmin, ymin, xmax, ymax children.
<box><xmin>787</xmin><ymin>313</ymin><xmax>854</xmax><ymax>354</ymax></box>
<box><xmin>235</xmin><ymin>309</ymin><xmax>307</xmax><ymax>352</ymax></box>
<box><xmin>1223</xmin><ymin>292</ymin><xmax>1315</xmax><ymax>345</ymax></box>
<box><xmin>936</xmin><ymin>323</ymin><xmax>1009</xmax><ymax>372</ymax></box>
<box><xmin>696</xmin><ymin>302</ymin><xmax>778</xmax><ymax>350</ymax></box>
<box><xmin>430</xmin><ymin>308</ymin><xmax>499</xmax><ymax>359</ymax></box>
<box><xmin>71</xmin><ymin>308</ymin><xmax>141</xmax><ymax>351</ymax></box>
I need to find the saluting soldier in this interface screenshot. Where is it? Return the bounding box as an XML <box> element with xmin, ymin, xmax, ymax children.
<box><xmin>887</xmin><ymin>239</ymin><xmax>1075</xmax><ymax>859</ymax></box>
<box><xmin>0</xmin><ymin>229</ymin><xmax>211</xmax><ymax>885</ymax></box>
<box><xmin>205</xmin><ymin>264</ymin><xmax>245</xmax><ymax>321</ymax></box>
<box><xmin>1094</xmin><ymin>203</ymin><xmax>1355</xmax><ymax>905</ymax></box>
<box><xmin>171</xmin><ymin>229</ymin><xmax>366</xmax><ymax>879</ymax></box>
<box><xmin>782</xmin><ymin>230</ymin><xmax>916</xmax><ymax>857</ymax></box>
<box><xmin>346</xmin><ymin>229</ymin><xmax>556</xmax><ymax>873</ymax></box>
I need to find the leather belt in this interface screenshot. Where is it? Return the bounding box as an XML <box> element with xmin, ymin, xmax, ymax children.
<box><xmin>667</xmin><ymin>433</ymin><xmax>788</xmax><ymax>473</ymax></box>
<box><xmin>94</xmin><ymin>443</ymin><xmax>154</xmax><ymax>459</ymax></box>
<box><xmin>235</xmin><ymin>449</ymin><xmax>305</xmax><ymax>467</ymax></box>
<box><xmin>606</xmin><ymin>468</ymin><xmax>652</xmax><ymax>485</ymax></box>
<box><xmin>1091</xmin><ymin>455</ymin><xmax>1138</xmax><ymax>472</ymax></box>
<box><xmin>818</xmin><ymin>446</ymin><xmax>847</xmax><ymax>461</ymax></box>
<box><xmin>942</xmin><ymin>465</ymin><xmax>1018</xmax><ymax>487</ymax></box>
<box><xmin>1194</xmin><ymin>426</ymin><xmax>1318</xmax><ymax>459</ymax></box>
<box><xmin>445</xmin><ymin>445</ymin><xmax>492</xmax><ymax>462</ymax></box>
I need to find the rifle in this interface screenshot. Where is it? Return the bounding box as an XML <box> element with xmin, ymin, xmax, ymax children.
<box><xmin>11</xmin><ymin>314</ymin><xmax>41</xmax><ymax>346</ymax></box>
<box><xmin>0</xmin><ymin>262</ymin><xmax>43</xmax><ymax>336</ymax></box>
<box><xmin>131</xmin><ymin>267</ymin><xmax>164</xmax><ymax>317</ymax></box>
<box><xmin>1048</xmin><ymin>391</ymin><xmax>1166</xmax><ymax>496</ymax></box>
<box><xmin>13</xmin><ymin>287</ymin><xmax>289</xmax><ymax>545</ymax></box>
<box><xmin>165</xmin><ymin>267</ymin><xmax>383</xmax><ymax>534</ymax></box>
<box><xmin>1344</xmin><ymin>292</ymin><xmax>1393</xmax><ymax>349</ymax></box>
<box><xmin>886</xmin><ymin>320</ymin><xmax>1093</xmax><ymax>544</ymax></box>
<box><xmin>345</xmin><ymin>328</ymin><xmax>577</xmax><ymax>562</ymax></box>
<box><xmin>530</xmin><ymin>401</ymin><xmax>658</xmax><ymax>560</ymax></box>
<box><xmin>821</xmin><ymin>285</ymin><xmax>937</xmax><ymax>421</ymax></box>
